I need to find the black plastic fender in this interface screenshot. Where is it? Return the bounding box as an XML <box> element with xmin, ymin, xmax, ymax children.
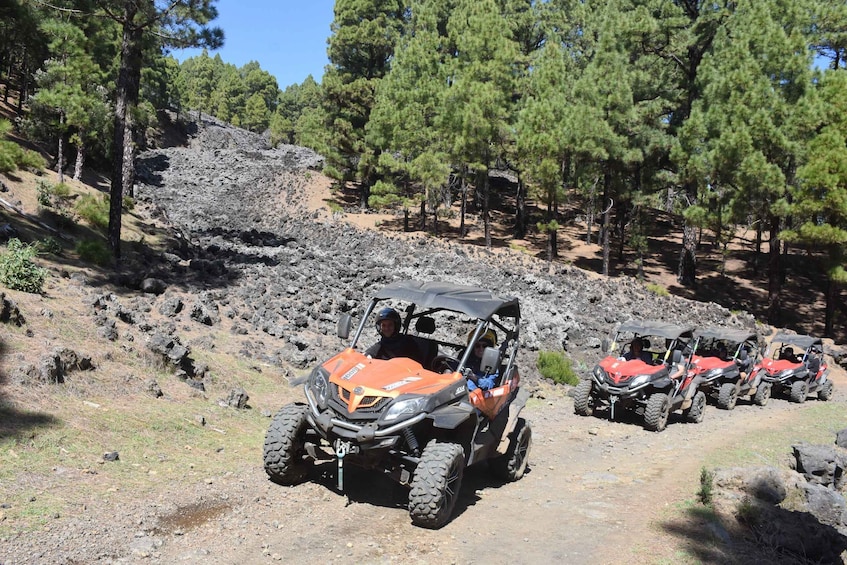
<box><xmin>652</xmin><ymin>377</ymin><xmax>672</xmax><ymax>389</ymax></box>
<box><xmin>429</xmin><ymin>402</ymin><xmax>476</xmax><ymax>430</ymax></box>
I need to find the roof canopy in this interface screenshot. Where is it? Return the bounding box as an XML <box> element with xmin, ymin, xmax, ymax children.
<box><xmin>374</xmin><ymin>280</ymin><xmax>520</xmax><ymax>320</ymax></box>
<box><xmin>694</xmin><ymin>327</ymin><xmax>758</xmax><ymax>344</ymax></box>
<box><xmin>617</xmin><ymin>320</ymin><xmax>695</xmax><ymax>340</ymax></box>
<box><xmin>771</xmin><ymin>333</ymin><xmax>823</xmax><ymax>350</ymax></box>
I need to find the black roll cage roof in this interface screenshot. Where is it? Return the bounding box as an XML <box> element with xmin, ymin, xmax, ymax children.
<box><xmin>373</xmin><ymin>280</ymin><xmax>520</xmax><ymax>321</ymax></box>
<box><xmin>616</xmin><ymin>320</ymin><xmax>695</xmax><ymax>340</ymax></box>
<box><xmin>694</xmin><ymin>327</ymin><xmax>758</xmax><ymax>345</ymax></box>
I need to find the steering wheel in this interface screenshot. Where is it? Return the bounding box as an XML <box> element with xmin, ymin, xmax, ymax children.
<box><xmin>430</xmin><ymin>354</ymin><xmax>458</xmax><ymax>373</ymax></box>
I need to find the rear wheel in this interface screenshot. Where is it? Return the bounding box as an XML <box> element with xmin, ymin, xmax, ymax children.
<box><xmin>818</xmin><ymin>380</ymin><xmax>834</xmax><ymax>401</ymax></box>
<box><xmin>490</xmin><ymin>418</ymin><xmax>532</xmax><ymax>481</ymax></box>
<box><xmin>717</xmin><ymin>382</ymin><xmax>738</xmax><ymax>410</ymax></box>
<box><xmin>573</xmin><ymin>379</ymin><xmax>594</xmax><ymax>416</ymax></box>
<box><xmin>753</xmin><ymin>383</ymin><xmax>772</xmax><ymax>406</ymax></box>
<box><xmin>409</xmin><ymin>441</ymin><xmax>465</xmax><ymax>529</ymax></box>
<box><xmin>263</xmin><ymin>404</ymin><xmax>312</xmax><ymax>485</ymax></box>
<box><xmin>789</xmin><ymin>380</ymin><xmax>808</xmax><ymax>403</ymax></box>
<box><xmin>684</xmin><ymin>391</ymin><xmax>707</xmax><ymax>423</ymax></box>
<box><xmin>644</xmin><ymin>392</ymin><xmax>670</xmax><ymax>432</ymax></box>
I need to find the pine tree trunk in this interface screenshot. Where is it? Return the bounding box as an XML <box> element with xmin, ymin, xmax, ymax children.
<box><xmin>825</xmin><ymin>275</ymin><xmax>836</xmax><ymax>337</ymax></box>
<box><xmin>767</xmin><ymin>214</ymin><xmax>782</xmax><ymax>324</ymax></box>
<box><xmin>419</xmin><ymin>199</ymin><xmax>425</xmax><ymax>232</ymax></box>
<box><xmin>459</xmin><ymin>169</ymin><xmax>467</xmax><ymax>238</ymax></box>
<box><xmin>73</xmin><ymin>144</ymin><xmax>84</xmax><ymax>181</ymax></box>
<box><xmin>677</xmin><ymin>182</ymin><xmax>697</xmax><ymax>287</ymax></box>
<box><xmin>108</xmin><ymin>10</ymin><xmax>143</xmax><ymax>261</ymax></box>
<box><xmin>56</xmin><ymin>120</ymin><xmax>64</xmax><ymax>185</ymax></box>
<box><xmin>514</xmin><ymin>173</ymin><xmax>526</xmax><ymax>239</ymax></box>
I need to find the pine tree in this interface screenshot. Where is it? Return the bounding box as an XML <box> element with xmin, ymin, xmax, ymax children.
<box><xmin>94</xmin><ymin>0</ymin><xmax>222</xmax><ymax>260</ymax></box>
<box><xmin>673</xmin><ymin>0</ymin><xmax>816</xmax><ymax>322</ymax></box>
<box><xmin>322</xmin><ymin>0</ymin><xmax>406</xmax><ymax>207</ymax></box>
<box><xmin>29</xmin><ymin>19</ymin><xmax>100</xmax><ymax>184</ymax></box>
<box><xmin>785</xmin><ymin>69</ymin><xmax>847</xmax><ymax>335</ymax></box>
<box><xmin>367</xmin><ymin>0</ymin><xmax>450</xmax><ymax>232</ymax></box>
<box><xmin>442</xmin><ymin>0</ymin><xmax>519</xmax><ymax>247</ymax></box>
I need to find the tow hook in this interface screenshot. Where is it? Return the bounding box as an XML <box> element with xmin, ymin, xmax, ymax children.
<box><xmin>335</xmin><ymin>440</ymin><xmax>352</xmax><ymax>492</ymax></box>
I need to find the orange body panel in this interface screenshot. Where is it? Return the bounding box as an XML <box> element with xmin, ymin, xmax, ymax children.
<box><xmin>322</xmin><ymin>349</ymin><xmax>463</xmax><ymax>413</ymax></box>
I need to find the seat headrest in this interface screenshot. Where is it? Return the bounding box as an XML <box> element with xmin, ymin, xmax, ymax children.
<box><xmin>414</xmin><ymin>316</ymin><xmax>435</xmax><ymax>334</ymax></box>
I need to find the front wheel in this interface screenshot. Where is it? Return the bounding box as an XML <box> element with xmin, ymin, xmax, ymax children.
<box><xmin>684</xmin><ymin>390</ymin><xmax>707</xmax><ymax>423</ymax></box>
<box><xmin>753</xmin><ymin>383</ymin><xmax>772</xmax><ymax>406</ymax></box>
<box><xmin>717</xmin><ymin>382</ymin><xmax>738</xmax><ymax>410</ymax></box>
<box><xmin>789</xmin><ymin>380</ymin><xmax>808</xmax><ymax>403</ymax></box>
<box><xmin>644</xmin><ymin>392</ymin><xmax>670</xmax><ymax>432</ymax></box>
<box><xmin>573</xmin><ymin>379</ymin><xmax>594</xmax><ymax>416</ymax></box>
<box><xmin>263</xmin><ymin>404</ymin><xmax>312</xmax><ymax>485</ymax></box>
<box><xmin>490</xmin><ymin>418</ymin><xmax>532</xmax><ymax>482</ymax></box>
<box><xmin>818</xmin><ymin>380</ymin><xmax>834</xmax><ymax>401</ymax></box>
<box><xmin>409</xmin><ymin>441</ymin><xmax>465</xmax><ymax>529</ymax></box>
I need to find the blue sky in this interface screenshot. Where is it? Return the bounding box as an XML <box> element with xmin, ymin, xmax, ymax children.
<box><xmin>171</xmin><ymin>2</ymin><xmax>335</xmax><ymax>90</ymax></box>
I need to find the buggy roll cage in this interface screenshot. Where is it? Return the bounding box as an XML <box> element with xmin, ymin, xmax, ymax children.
<box><xmin>347</xmin><ymin>280</ymin><xmax>521</xmax><ymax>376</ymax></box>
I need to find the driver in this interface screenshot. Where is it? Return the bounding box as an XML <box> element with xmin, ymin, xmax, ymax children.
<box><xmin>365</xmin><ymin>308</ymin><xmax>419</xmax><ymax>361</ymax></box>
<box><xmin>624</xmin><ymin>337</ymin><xmax>653</xmax><ymax>363</ymax></box>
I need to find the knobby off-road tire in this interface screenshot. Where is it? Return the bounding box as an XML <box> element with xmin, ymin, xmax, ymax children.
<box><xmin>644</xmin><ymin>392</ymin><xmax>670</xmax><ymax>432</ymax></box>
<box><xmin>490</xmin><ymin>418</ymin><xmax>532</xmax><ymax>482</ymax></box>
<box><xmin>753</xmin><ymin>383</ymin><xmax>771</xmax><ymax>406</ymax></box>
<box><xmin>684</xmin><ymin>390</ymin><xmax>707</xmax><ymax>423</ymax></box>
<box><xmin>717</xmin><ymin>382</ymin><xmax>738</xmax><ymax>410</ymax></box>
<box><xmin>263</xmin><ymin>403</ymin><xmax>312</xmax><ymax>485</ymax></box>
<box><xmin>573</xmin><ymin>379</ymin><xmax>594</xmax><ymax>416</ymax></box>
<box><xmin>818</xmin><ymin>380</ymin><xmax>834</xmax><ymax>401</ymax></box>
<box><xmin>789</xmin><ymin>380</ymin><xmax>809</xmax><ymax>403</ymax></box>
<box><xmin>409</xmin><ymin>441</ymin><xmax>465</xmax><ymax>529</ymax></box>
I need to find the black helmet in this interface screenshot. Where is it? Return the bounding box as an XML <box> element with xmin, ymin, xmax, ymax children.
<box><xmin>375</xmin><ymin>307</ymin><xmax>401</xmax><ymax>336</ymax></box>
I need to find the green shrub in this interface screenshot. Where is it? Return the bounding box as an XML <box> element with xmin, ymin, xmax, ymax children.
<box><xmin>37</xmin><ymin>180</ymin><xmax>52</xmax><ymax>206</ymax></box>
<box><xmin>75</xmin><ymin>194</ymin><xmax>109</xmax><ymax>230</ymax></box>
<box><xmin>17</xmin><ymin>147</ymin><xmax>46</xmax><ymax>172</ymax></box>
<box><xmin>537</xmin><ymin>351</ymin><xmax>579</xmax><ymax>386</ymax></box>
<box><xmin>697</xmin><ymin>467</ymin><xmax>714</xmax><ymax>506</ymax></box>
<box><xmin>75</xmin><ymin>239</ymin><xmax>112</xmax><ymax>266</ymax></box>
<box><xmin>0</xmin><ymin>238</ymin><xmax>47</xmax><ymax>293</ymax></box>
<box><xmin>52</xmin><ymin>182</ymin><xmax>71</xmax><ymax>198</ymax></box>
<box><xmin>37</xmin><ymin>237</ymin><xmax>63</xmax><ymax>255</ymax></box>
<box><xmin>645</xmin><ymin>282</ymin><xmax>669</xmax><ymax>297</ymax></box>
<box><xmin>122</xmin><ymin>195</ymin><xmax>135</xmax><ymax>211</ymax></box>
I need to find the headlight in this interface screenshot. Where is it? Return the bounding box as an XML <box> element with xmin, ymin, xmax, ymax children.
<box><xmin>778</xmin><ymin>369</ymin><xmax>793</xmax><ymax>378</ymax></box>
<box><xmin>707</xmin><ymin>368</ymin><xmax>723</xmax><ymax>378</ymax></box>
<box><xmin>307</xmin><ymin>367</ymin><xmax>330</xmax><ymax>409</ymax></box>
<box><xmin>629</xmin><ymin>374</ymin><xmax>651</xmax><ymax>388</ymax></box>
<box><xmin>593</xmin><ymin>365</ymin><xmax>606</xmax><ymax>379</ymax></box>
<box><xmin>383</xmin><ymin>395</ymin><xmax>428</xmax><ymax>423</ymax></box>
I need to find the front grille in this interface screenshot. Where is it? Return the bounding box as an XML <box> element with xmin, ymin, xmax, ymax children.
<box><xmin>328</xmin><ymin>385</ymin><xmax>392</xmax><ymax>420</ymax></box>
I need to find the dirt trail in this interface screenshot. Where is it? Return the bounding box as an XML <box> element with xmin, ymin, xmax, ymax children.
<box><xmin>143</xmin><ymin>368</ymin><xmax>845</xmax><ymax>565</ymax></box>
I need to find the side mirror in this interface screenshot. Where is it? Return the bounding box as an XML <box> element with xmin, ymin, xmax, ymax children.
<box><xmin>480</xmin><ymin>346</ymin><xmax>501</xmax><ymax>374</ymax></box>
<box><xmin>337</xmin><ymin>313</ymin><xmax>352</xmax><ymax>339</ymax></box>
<box><xmin>601</xmin><ymin>338</ymin><xmax>610</xmax><ymax>354</ymax></box>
